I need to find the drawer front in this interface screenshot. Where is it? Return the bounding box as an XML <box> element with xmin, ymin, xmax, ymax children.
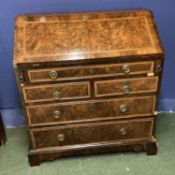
<box><xmin>22</xmin><ymin>82</ymin><xmax>90</xmax><ymax>103</ymax></box>
<box><xmin>30</xmin><ymin>119</ymin><xmax>154</xmax><ymax>149</ymax></box>
<box><xmin>95</xmin><ymin>77</ymin><xmax>158</xmax><ymax>97</ymax></box>
<box><xmin>27</xmin><ymin>61</ymin><xmax>154</xmax><ymax>83</ymax></box>
<box><xmin>26</xmin><ymin>96</ymin><xmax>155</xmax><ymax>126</ymax></box>
<box><xmin>117</xmin><ymin>96</ymin><xmax>156</xmax><ymax>117</ymax></box>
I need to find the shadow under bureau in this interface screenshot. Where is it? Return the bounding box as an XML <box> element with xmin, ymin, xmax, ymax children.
<box><xmin>13</xmin><ymin>9</ymin><xmax>164</xmax><ymax>166</ymax></box>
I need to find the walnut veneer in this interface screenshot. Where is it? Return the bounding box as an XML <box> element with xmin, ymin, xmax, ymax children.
<box><xmin>13</xmin><ymin>9</ymin><xmax>164</xmax><ymax>166</ymax></box>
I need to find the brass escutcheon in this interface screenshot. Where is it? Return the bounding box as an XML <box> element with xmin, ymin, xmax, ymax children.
<box><xmin>52</xmin><ymin>88</ymin><xmax>61</xmax><ymax>100</ymax></box>
<box><xmin>89</xmin><ymin>68</ymin><xmax>96</xmax><ymax>74</ymax></box>
<box><xmin>83</xmin><ymin>15</ymin><xmax>89</xmax><ymax>21</ymax></box>
<box><xmin>122</xmin><ymin>84</ymin><xmax>129</xmax><ymax>94</ymax></box>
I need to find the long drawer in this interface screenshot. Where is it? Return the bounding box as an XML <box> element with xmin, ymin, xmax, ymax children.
<box><xmin>22</xmin><ymin>81</ymin><xmax>90</xmax><ymax>103</ymax></box>
<box><xmin>30</xmin><ymin>118</ymin><xmax>154</xmax><ymax>149</ymax></box>
<box><xmin>95</xmin><ymin>77</ymin><xmax>158</xmax><ymax>97</ymax></box>
<box><xmin>26</xmin><ymin>96</ymin><xmax>156</xmax><ymax>126</ymax></box>
<box><xmin>27</xmin><ymin>61</ymin><xmax>154</xmax><ymax>83</ymax></box>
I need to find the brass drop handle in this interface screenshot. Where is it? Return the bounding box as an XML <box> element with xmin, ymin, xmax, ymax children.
<box><xmin>120</xmin><ymin>104</ymin><xmax>127</xmax><ymax>112</ymax></box>
<box><xmin>49</xmin><ymin>70</ymin><xmax>58</xmax><ymax>80</ymax></box>
<box><xmin>119</xmin><ymin>128</ymin><xmax>127</xmax><ymax>136</ymax></box>
<box><xmin>89</xmin><ymin>68</ymin><xmax>96</xmax><ymax>75</ymax></box>
<box><xmin>52</xmin><ymin>88</ymin><xmax>61</xmax><ymax>100</ymax></box>
<box><xmin>122</xmin><ymin>65</ymin><xmax>130</xmax><ymax>74</ymax></box>
<box><xmin>122</xmin><ymin>84</ymin><xmax>129</xmax><ymax>94</ymax></box>
<box><xmin>57</xmin><ymin>134</ymin><xmax>65</xmax><ymax>142</ymax></box>
<box><xmin>53</xmin><ymin>110</ymin><xmax>61</xmax><ymax>119</ymax></box>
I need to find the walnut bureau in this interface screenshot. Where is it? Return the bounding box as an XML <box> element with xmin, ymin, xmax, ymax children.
<box><xmin>13</xmin><ymin>10</ymin><xmax>164</xmax><ymax>166</ymax></box>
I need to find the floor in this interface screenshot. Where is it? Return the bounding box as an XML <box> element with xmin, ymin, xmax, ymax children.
<box><xmin>0</xmin><ymin>113</ymin><xmax>175</xmax><ymax>175</ymax></box>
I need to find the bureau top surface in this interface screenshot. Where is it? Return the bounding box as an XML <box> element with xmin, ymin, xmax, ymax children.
<box><xmin>14</xmin><ymin>10</ymin><xmax>164</xmax><ymax>65</ymax></box>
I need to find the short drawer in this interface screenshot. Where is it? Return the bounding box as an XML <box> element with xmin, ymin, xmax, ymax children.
<box><xmin>95</xmin><ymin>77</ymin><xmax>158</xmax><ymax>97</ymax></box>
<box><xmin>27</xmin><ymin>61</ymin><xmax>154</xmax><ymax>83</ymax></box>
<box><xmin>30</xmin><ymin>118</ymin><xmax>154</xmax><ymax>149</ymax></box>
<box><xmin>26</xmin><ymin>96</ymin><xmax>155</xmax><ymax>126</ymax></box>
<box><xmin>22</xmin><ymin>81</ymin><xmax>90</xmax><ymax>103</ymax></box>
